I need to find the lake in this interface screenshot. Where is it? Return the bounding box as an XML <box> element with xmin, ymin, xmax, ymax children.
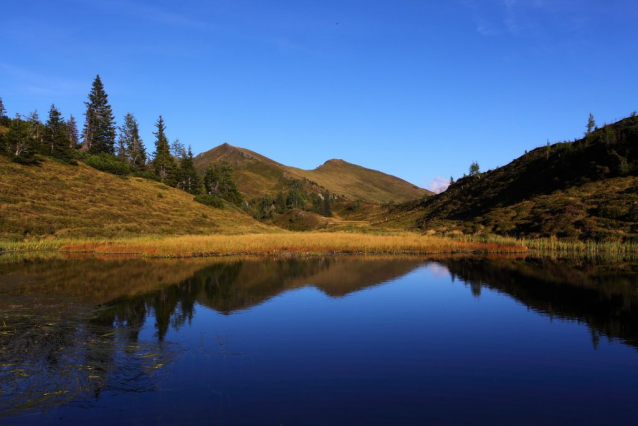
<box><xmin>1</xmin><ymin>255</ymin><xmax>638</xmax><ymax>425</ymax></box>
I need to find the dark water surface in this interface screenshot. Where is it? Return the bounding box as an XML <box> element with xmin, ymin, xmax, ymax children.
<box><xmin>1</xmin><ymin>255</ymin><xmax>638</xmax><ymax>425</ymax></box>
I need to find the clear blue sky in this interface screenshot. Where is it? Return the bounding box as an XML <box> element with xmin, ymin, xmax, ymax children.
<box><xmin>2</xmin><ymin>0</ymin><xmax>637</xmax><ymax>191</ymax></box>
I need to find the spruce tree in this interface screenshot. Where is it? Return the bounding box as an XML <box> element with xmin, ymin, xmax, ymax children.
<box><xmin>469</xmin><ymin>161</ymin><xmax>480</xmax><ymax>177</ymax></box>
<box><xmin>118</xmin><ymin>112</ymin><xmax>146</xmax><ymax>169</ymax></box>
<box><xmin>83</xmin><ymin>75</ymin><xmax>116</xmax><ymax>154</ymax></box>
<box><xmin>323</xmin><ymin>190</ymin><xmax>332</xmax><ymax>217</ymax></box>
<box><xmin>26</xmin><ymin>110</ymin><xmax>44</xmax><ymax>153</ymax></box>
<box><xmin>171</xmin><ymin>139</ymin><xmax>186</xmax><ymax>158</ymax></box>
<box><xmin>116</xmin><ymin>132</ymin><xmax>127</xmax><ymax>161</ymax></box>
<box><xmin>586</xmin><ymin>113</ymin><xmax>596</xmax><ymax>135</ymax></box>
<box><xmin>204</xmin><ymin>161</ymin><xmax>242</xmax><ymax>204</ymax></box>
<box><xmin>6</xmin><ymin>114</ymin><xmax>37</xmax><ymax>163</ymax></box>
<box><xmin>43</xmin><ymin>104</ymin><xmax>71</xmax><ymax>160</ymax></box>
<box><xmin>177</xmin><ymin>146</ymin><xmax>202</xmax><ymax>194</ymax></box>
<box><xmin>0</xmin><ymin>97</ymin><xmax>8</xmax><ymax>126</ymax></box>
<box><xmin>66</xmin><ymin>115</ymin><xmax>80</xmax><ymax>149</ymax></box>
<box><xmin>151</xmin><ymin>115</ymin><xmax>176</xmax><ymax>185</ymax></box>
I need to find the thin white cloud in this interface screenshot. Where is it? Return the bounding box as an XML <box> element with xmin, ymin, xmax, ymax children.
<box><xmin>0</xmin><ymin>63</ymin><xmax>86</xmax><ymax>97</ymax></box>
<box><xmin>461</xmin><ymin>0</ymin><xmax>550</xmax><ymax>36</ymax></box>
<box><xmin>77</xmin><ymin>0</ymin><xmax>209</xmax><ymax>30</ymax></box>
<box><xmin>427</xmin><ymin>177</ymin><xmax>450</xmax><ymax>194</ymax></box>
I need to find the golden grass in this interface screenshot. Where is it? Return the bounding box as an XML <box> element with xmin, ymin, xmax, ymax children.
<box><xmin>53</xmin><ymin>232</ymin><xmax>526</xmax><ymax>258</ymax></box>
<box><xmin>0</xmin><ymin>156</ymin><xmax>272</xmax><ymax>239</ymax></box>
<box><xmin>454</xmin><ymin>234</ymin><xmax>638</xmax><ymax>256</ymax></box>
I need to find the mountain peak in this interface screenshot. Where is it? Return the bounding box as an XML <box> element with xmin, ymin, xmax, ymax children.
<box><xmin>194</xmin><ymin>145</ymin><xmax>429</xmax><ymax>203</ymax></box>
<box><xmin>323</xmin><ymin>159</ymin><xmax>347</xmax><ymax>165</ymax></box>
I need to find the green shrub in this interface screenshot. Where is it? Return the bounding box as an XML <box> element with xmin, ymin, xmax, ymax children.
<box><xmin>84</xmin><ymin>154</ymin><xmax>131</xmax><ymax>175</ymax></box>
<box><xmin>194</xmin><ymin>194</ymin><xmax>224</xmax><ymax>209</ymax></box>
<box><xmin>132</xmin><ymin>171</ymin><xmax>162</xmax><ymax>181</ymax></box>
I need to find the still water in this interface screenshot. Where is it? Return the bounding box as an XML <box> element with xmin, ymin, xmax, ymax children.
<box><xmin>1</xmin><ymin>255</ymin><xmax>638</xmax><ymax>425</ymax></box>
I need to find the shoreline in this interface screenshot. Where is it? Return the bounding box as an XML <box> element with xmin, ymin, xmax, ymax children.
<box><xmin>0</xmin><ymin>232</ymin><xmax>527</xmax><ymax>259</ymax></box>
<box><xmin>3</xmin><ymin>232</ymin><xmax>636</xmax><ymax>260</ymax></box>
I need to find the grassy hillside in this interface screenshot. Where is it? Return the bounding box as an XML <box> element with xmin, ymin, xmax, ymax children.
<box><xmin>289</xmin><ymin>158</ymin><xmax>427</xmax><ymax>204</ymax></box>
<box><xmin>0</xmin><ymin>156</ymin><xmax>271</xmax><ymax>240</ymax></box>
<box><xmin>389</xmin><ymin>115</ymin><xmax>638</xmax><ymax>241</ymax></box>
<box><xmin>194</xmin><ymin>143</ymin><xmax>429</xmax><ymax>203</ymax></box>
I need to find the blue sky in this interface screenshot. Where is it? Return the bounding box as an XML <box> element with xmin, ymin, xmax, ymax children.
<box><xmin>1</xmin><ymin>0</ymin><xmax>637</xmax><ymax>191</ymax></box>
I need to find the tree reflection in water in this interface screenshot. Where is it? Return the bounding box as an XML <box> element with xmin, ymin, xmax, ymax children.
<box><xmin>2</xmin><ymin>255</ymin><xmax>638</xmax><ymax>419</ymax></box>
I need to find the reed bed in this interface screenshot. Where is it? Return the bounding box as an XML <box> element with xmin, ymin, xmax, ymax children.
<box><xmin>5</xmin><ymin>232</ymin><xmax>638</xmax><ymax>259</ymax></box>
<box><xmin>56</xmin><ymin>232</ymin><xmax>526</xmax><ymax>258</ymax></box>
<box><xmin>454</xmin><ymin>234</ymin><xmax>638</xmax><ymax>256</ymax></box>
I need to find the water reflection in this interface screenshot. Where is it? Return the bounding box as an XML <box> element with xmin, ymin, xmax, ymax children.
<box><xmin>2</xmin><ymin>255</ymin><xmax>638</xmax><ymax>422</ymax></box>
<box><xmin>0</xmin><ymin>256</ymin><xmax>423</xmax><ymax>418</ymax></box>
<box><xmin>440</xmin><ymin>257</ymin><xmax>638</xmax><ymax>349</ymax></box>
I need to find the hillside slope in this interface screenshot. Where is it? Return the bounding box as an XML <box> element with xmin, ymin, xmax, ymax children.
<box><xmin>386</xmin><ymin>115</ymin><xmax>638</xmax><ymax>240</ymax></box>
<box><xmin>0</xmin><ymin>157</ymin><xmax>271</xmax><ymax>239</ymax></box>
<box><xmin>194</xmin><ymin>143</ymin><xmax>429</xmax><ymax>203</ymax></box>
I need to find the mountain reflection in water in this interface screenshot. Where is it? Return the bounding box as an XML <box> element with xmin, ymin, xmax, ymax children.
<box><xmin>1</xmin><ymin>255</ymin><xmax>638</xmax><ymax>424</ymax></box>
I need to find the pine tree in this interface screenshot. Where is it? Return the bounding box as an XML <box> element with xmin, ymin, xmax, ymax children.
<box><xmin>204</xmin><ymin>161</ymin><xmax>242</xmax><ymax>204</ymax></box>
<box><xmin>116</xmin><ymin>132</ymin><xmax>127</xmax><ymax>161</ymax></box>
<box><xmin>323</xmin><ymin>190</ymin><xmax>332</xmax><ymax>217</ymax></box>
<box><xmin>152</xmin><ymin>115</ymin><xmax>176</xmax><ymax>185</ymax></box>
<box><xmin>0</xmin><ymin>96</ymin><xmax>9</xmax><ymax>127</ymax></box>
<box><xmin>66</xmin><ymin>115</ymin><xmax>79</xmax><ymax>149</ymax></box>
<box><xmin>469</xmin><ymin>161</ymin><xmax>480</xmax><ymax>177</ymax></box>
<box><xmin>6</xmin><ymin>114</ymin><xmax>37</xmax><ymax>163</ymax></box>
<box><xmin>586</xmin><ymin>113</ymin><xmax>596</xmax><ymax>135</ymax></box>
<box><xmin>171</xmin><ymin>139</ymin><xmax>186</xmax><ymax>158</ymax></box>
<box><xmin>26</xmin><ymin>110</ymin><xmax>44</xmax><ymax>153</ymax></box>
<box><xmin>204</xmin><ymin>163</ymin><xmax>221</xmax><ymax>195</ymax></box>
<box><xmin>43</xmin><ymin>104</ymin><xmax>71</xmax><ymax>160</ymax></box>
<box><xmin>177</xmin><ymin>146</ymin><xmax>202</xmax><ymax>194</ymax></box>
<box><xmin>118</xmin><ymin>113</ymin><xmax>146</xmax><ymax>169</ymax></box>
<box><xmin>287</xmin><ymin>180</ymin><xmax>305</xmax><ymax>209</ymax></box>
<box><xmin>83</xmin><ymin>75</ymin><xmax>116</xmax><ymax>154</ymax></box>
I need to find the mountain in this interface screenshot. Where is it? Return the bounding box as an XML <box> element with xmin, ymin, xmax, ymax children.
<box><xmin>385</xmin><ymin>114</ymin><xmax>638</xmax><ymax>240</ymax></box>
<box><xmin>0</xmin><ymin>156</ymin><xmax>271</xmax><ymax>239</ymax></box>
<box><xmin>194</xmin><ymin>143</ymin><xmax>429</xmax><ymax>203</ymax></box>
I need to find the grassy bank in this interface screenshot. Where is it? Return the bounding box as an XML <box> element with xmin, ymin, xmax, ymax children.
<box><xmin>1</xmin><ymin>232</ymin><xmax>526</xmax><ymax>258</ymax></box>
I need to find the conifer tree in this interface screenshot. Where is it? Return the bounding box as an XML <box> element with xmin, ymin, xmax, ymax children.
<box><xmin>469</xmin><ymin>161</ymin><xmax>480</xmax><ymax>177</ymax></box>
<box><xmin>177</xmin><ymin>146</ymin><xmax>202</xmax><ymax>194</ymax></box>
<box><xmin>6</xmin><ymin>114</ymin><xmax>36</xmax><ymax>163</ymax></box>
<box><xmin>204</xmin><ymin>161</ymin><xmax>242</xmax><ymax>204</ymax></box>
<box><xmin>0</xmin><ymin>97</ymin><xmax>8</xmax><ymax>126</ymax></box>
<box><xmin>118</xmin><ymin>113</ymin><xmax>146</xmax><ymax>169</ymax></box>
<box><xmin>152</xmin><ymin>115</ymin><xmax>176</xmax><ymax>185</ymax></box>
<box><xmin>66</xmin><ymin>115</ymin><xmax>79</xmax><ymax>149</ymax></box>
<box><xmin>586</xmin><ymin>113</ymin><xmax>596</xmax><ymax>135</ymax></box>
<box><xmin>26</xmin><ymin>110</ymin><xmax>44</xmax><ymax>153</ymax></box>
<box><xmin>323</xmin><ymin>190</ymin><xmax>332</xmax><ymax>217</ymax></box>
<box><xmin>116</xmin><ymin>134</ymin><xmax>127</xmax><ymax>161</ymax></box>
<box><xmin>171</xmin><ymin>139</ymin><xmax>186</xmax><ymax>158</ymax></box>
<box><xmin>83</xmin><ymin>75</ymin><xmax>116</xmax><ymax>154</ymax></box>
<box><xmin>287</xmin><ymin>180</ymin><xmax>304</xmax><ymax>209</ymax></box>
<box><xmin>43</xmin><ymin>104</ymin><xmax>71</xmax><ymax>160</ymax></box>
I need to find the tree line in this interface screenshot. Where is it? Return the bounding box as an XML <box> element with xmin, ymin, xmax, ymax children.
<box><xmin>0</xmin><ymin>75</ymin><xmax>242</xmax><ymax>207</ymax></box>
